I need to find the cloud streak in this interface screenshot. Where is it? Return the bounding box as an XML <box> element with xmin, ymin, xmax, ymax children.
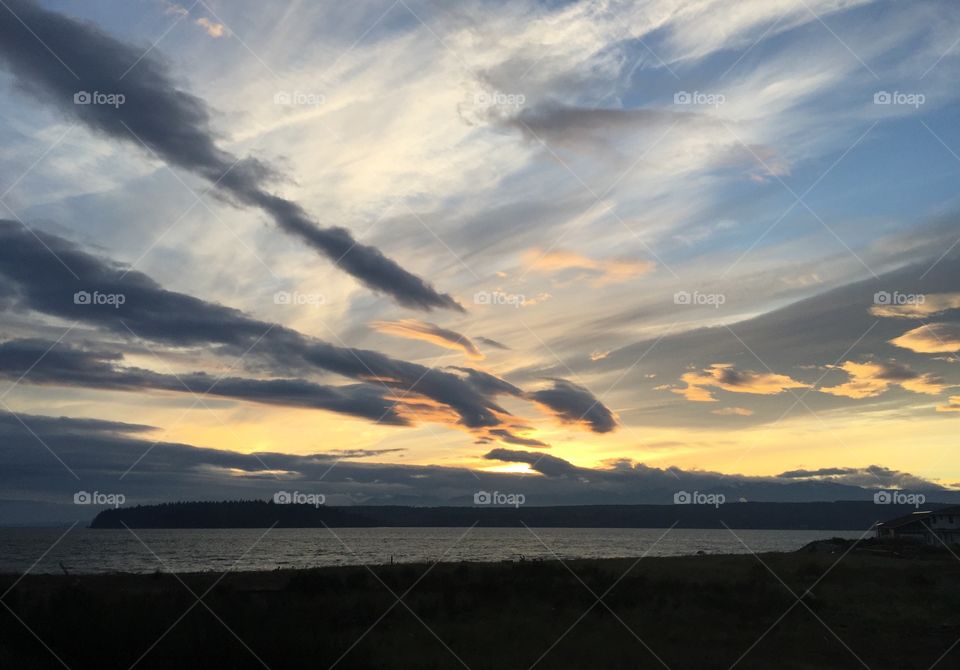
<box><xmin>371</xmin><ymin>319</ymin><xmax>483</xmax><ymax>359</ymax></box>
<box><xmin>0</xmin><ymin>0</ymin><xmax>459</xmax><ymax>311</ymax></box>
<box><xmin>528</xmin><ymin>378</ymin><xmax>616</xmax><ymax>433</ymax></box>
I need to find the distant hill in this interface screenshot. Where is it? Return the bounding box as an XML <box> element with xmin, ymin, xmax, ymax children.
<box><xmin>89</xmin><ymin>499</ymin><xmax>943</xmax><ymax>530</ymax></box>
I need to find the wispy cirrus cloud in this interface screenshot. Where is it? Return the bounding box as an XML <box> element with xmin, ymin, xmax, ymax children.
<box><xmin>522</xmin><ymin>248</ymin><xmax>655</xmax><ymax>286</ymax></box>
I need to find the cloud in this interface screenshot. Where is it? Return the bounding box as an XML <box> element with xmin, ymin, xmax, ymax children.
<box><xmin>487</xmin><ymin>429</ymin><xmax>548</xmax><ymax>448</ymax></box>
<box><xmin>195</xmin><ymin>17</ymin><xmax>228</xmax><ymax>38</ymax></box>
<box><xmin>0</xmin><ymin>338</ymin><xmax>411</xmax><ymax>424</ymax></box>
<box><xmin>0</xmin><ymin>0</ymin><xmax>458</xmax><ymax>311</ymax></box>
<box><xmin>937</xmin><ymin>396</ymin><xmax>960</xmax><ymax>412</ymax></box>
<box><xmin>371</xmin><ymin>319</ymin><xmax>482</xmax><ymax>359</ymax></box>
<box><xmin>674</xmin><ymin>364</ymin><xmax>808</xmax><ymax>402</ymax></box>
<box><xmin>477</xmin><ymin>336</ymin><xmax>510</xmax><ymax>351</ymax></box>
<box><xmin>483</xmin><ymin>448</ymin><xmax>577</xmax><ymax>477</ymax></box>
<box><xmin>710</xmin><ymin>407</ymin><xmax>754</xmax><ymax>416</ymax></box>
<box><xmin>1</xmin><ymin>406</ymin><xmax>954</xmax><ymax>524</ymax></box>
<box><xmin>501</xmin><ymin>102</ymin><xmax>703</xmax><ymax>153</ymax></box>
<box><xmin>527</xmin><ymin>378</ymin><xmax>616</xmax><ymax>433</ymax></box>
<box><xmin>870</xmin><ymin>293</ymin><xmax>960</xmax><ymax>318</ymax></box>
<box><xmin>890</xmin><ymin>323</ymin><xmax>960</xmax><ymax>354</ymax></box>
<box><xmin>0</xmin><ymin>221</ymin><xmax>507</xmax><ymax>430</ymax></box>
<box><xmin>775</xmin><ymin>465</ymin><xmax>938</xmax><ymax>490</ymax></box>
<box><xmin>820</xmin><ymin>360</ymin><xmax>949</xmax><ymax>399</ymax></box>
<box><xmin>522</xmin><ymin>248</ymin><xmax>655</xmax><ymax>286</ymax></box>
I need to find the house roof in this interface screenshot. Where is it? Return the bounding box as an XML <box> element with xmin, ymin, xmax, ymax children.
<box><xmin>876</xmin><ymin>510</ymin><xmax>932</xmax><ymax>529</ymax></box>
<box><xmin>877</xmin><ymin>505</ymin><xmax>960</xmax><ymax>529</ymax></box>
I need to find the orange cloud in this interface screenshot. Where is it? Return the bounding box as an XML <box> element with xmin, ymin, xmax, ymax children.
<box><xmin>937</xmin><ymin>396</ymin><xmax>960</xmax><ymax>413</ymax></box>
<box><xmin>371</xmin><ymin>319</ymin><xmax>483</xmax><ymax>360</ymax></box>
<box><xmin>820</xmin><ymin>361</ymin><xmax>948</xmax><ymax>399</ymax></box>
<box><xmin>195</xmin><ymin>17</ymin><xmax>228</xmax><ymax>38</ymax></box>
<box><xmin>890</xmin><ymin>323</ymin><xmax>960</xmax><ymax>354</ymax></box>
<box><xmin>870</xmin><ymin>293</ymin><xmax>960</xmax><ymax>318</ymax></box>
<box><xmin>523</xmin><ymin>248</ymin><xmax>655</xmax><ymax>286</ymax></box>
<box><xmin>673</xmin><ymin>364</ymin><xmax>808</xmax><ymax>402</ymax></box>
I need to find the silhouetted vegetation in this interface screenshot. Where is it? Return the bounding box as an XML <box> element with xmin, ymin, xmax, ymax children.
<box><xmin>2</xmin><ymin>546</ymin><xmax>959</xmax><ymax>669</ymax></box>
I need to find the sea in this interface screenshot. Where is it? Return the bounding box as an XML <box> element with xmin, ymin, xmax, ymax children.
<box><xmin>0</xmin><ymin>527</ymin><xmax>869</xmax><ymax>575</ymax></box>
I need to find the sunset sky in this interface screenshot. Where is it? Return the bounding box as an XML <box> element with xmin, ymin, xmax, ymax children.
<box><xmin>1</xmin><ymin>0</ymin><xmax>959</xmax><ymax>519</ymax></box>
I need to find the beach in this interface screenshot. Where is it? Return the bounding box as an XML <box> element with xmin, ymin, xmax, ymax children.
<box><xmin>2</xmin><ymin>540</ymin><xmax>958</xmax><ymax>669</ymax></box>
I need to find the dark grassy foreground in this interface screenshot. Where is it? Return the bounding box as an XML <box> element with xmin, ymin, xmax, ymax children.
<box><xmin>2</xmin><ymin>541</ymin><xmax>959</xmax><ymax>669</ymax></box>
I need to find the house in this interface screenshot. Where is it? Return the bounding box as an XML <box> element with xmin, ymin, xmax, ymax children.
<box><xmin>875</xmin><ymin>506</ymin><xmax>960</xmax><ymax>546</ymax></box>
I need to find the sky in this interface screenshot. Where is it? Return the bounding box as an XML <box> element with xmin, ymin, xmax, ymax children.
<box><xmin>1</xmin><ymin>0</ymin><xmax>959</xmax><ymax>522</ymax></box>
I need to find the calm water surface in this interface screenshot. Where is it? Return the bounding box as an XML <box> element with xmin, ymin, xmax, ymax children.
<box><xmin>0</xmin><ymin>527</ymin><xmax>866</xmax><ymax>574</ymax></box>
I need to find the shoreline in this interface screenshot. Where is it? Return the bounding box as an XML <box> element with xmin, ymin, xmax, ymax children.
<box><xmin>3</xmin><ymin>540</ymin><xmax>958</xmax><ymax>668</ymax></box>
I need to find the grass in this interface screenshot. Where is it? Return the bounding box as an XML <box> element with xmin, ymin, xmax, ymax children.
<box><xmin>2</xmin><ymin>544</ymin><xmax>960</xmax><ymax>669</ymax></box>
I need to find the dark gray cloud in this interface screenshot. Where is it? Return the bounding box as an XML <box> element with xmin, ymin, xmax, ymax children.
<box><xmin>371</xmin><ymin>319</ymin><xmax>482</xmax><ymax>358</ymax></box>
<box><xmin>483</xmin><ymin>447</ymin><xmax>576</xmax><ymax>476</ymax></box>
<box><xmin>0</xmin><ymin>338</ymin><xmax>408</xmax><ymax>424</ymax></box>
<box><xmin>775</xmin><ymin>465</ymin><xmax>936</xmax><ymax>490</ymax></box>
<box><xmin>486</xmin><ymin>430</ymin><xmax>548</xmax><ymax>448</ymax></box>
<box><xmin>0</xmin><ymin>220</ymin><xmax>507</xmax><ymax>429</ymax></box>
<box><xmin>477</xmin><ymin>336</ymin><xmax>510</xmax><ymax>351</ymax></box>
<box><xmin>1</xmin><ymin>408</ymin><xmax>954</xmax><ymax>525</ymax></box>
<box><xmin>501</xmin><ymin>101</ymin><xmax>705</xmax><ymax>153</ymax></box>
<box><xmin>0</xmin><ymin>0</ymin><xmax>459</xmax><ymax>311</ymax></box>
<box><xmin>527</xmin><ymin>378</ymin><xmax>617</xmax><ymax>433</ymax></box>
